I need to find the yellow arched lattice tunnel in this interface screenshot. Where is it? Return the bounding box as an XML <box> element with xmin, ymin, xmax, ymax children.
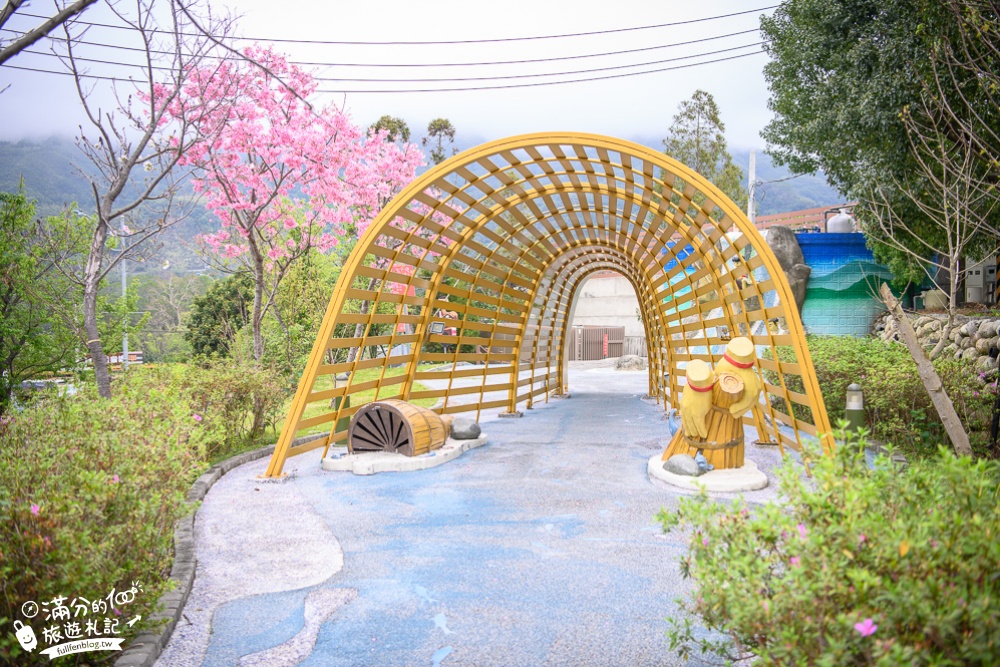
<box><xmin>264</xmin><ymin>133</ymin><xmax>834</xmax><ymax>477</ymax></box>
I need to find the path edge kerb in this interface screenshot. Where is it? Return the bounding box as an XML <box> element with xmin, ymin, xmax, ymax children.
<box><xmin>113</xmin><ymin>434</ymin><xmax>323</xmax><ymax>667</ymax></box>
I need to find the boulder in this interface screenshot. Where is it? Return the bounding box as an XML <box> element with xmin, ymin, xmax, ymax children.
<box><xmin>976</xmin><ymin>337</ymin><xmax>993</xmax><ymax>355</ymax></box>
<box><xmin>980</xmin><ymin>321</ymin><xmax>997</xmax><ymax>338</ymax></box>
<box><xmin>962</xmin><ymin>347</ymin><xmax>979</xmax><ymax>361</ymax></box>
<box><xmin>961</xmin><ymin>321</ymin><xmax>979</xmax><ymax>337</ymax></box>
<box><xmin>765</xmin><ymin>226</ymin><xmax>811</xmax><ymax>314</ymax></box>
<box><xmin>978</xmin><ymin>356</ymin><xmax>998</xmax><ymax>372</ymax></box>
<box><xmin>450</xmin><ymin>417</ymin><xmax>481</xmax><ymax>440</ymax></box>
<box><xmin>615</xmin><ymin>354</ymin><xmax>647</xmax><ymax>371</ymax></box>
<box><xmin>664</xmin><ymin>454</ymin><xmax>701</xmax><ymax>477</ymax></box>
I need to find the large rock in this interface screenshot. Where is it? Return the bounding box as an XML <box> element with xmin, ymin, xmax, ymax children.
<box><xmin>664</xmin><ymin>454</ymin><xmax>701</xmax><ymax>477</ymax></box>
<box><xmin>976</xmin><ymin>337</ymin><xmax>993</xmax><ymax>355</ymax></box>
<box><xmin>765</xmin><ymin>226</ymin><xmax>811</xmax><ymax>314</ymax></box>
<box><xmin>450</xmin><ymin>417</ymin><xmax>481</xmax><ymax>440</ymax></box>
<box><xmin>615</xmin><ymin>354</ymin><xmax>647</xmax><ymax>371</ymax></box>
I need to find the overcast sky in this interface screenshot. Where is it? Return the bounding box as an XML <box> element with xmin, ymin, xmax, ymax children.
<box><xmin>0</xmin><ymin>0</ymin><xmax>775</xmax><ymax>153</ymax></box>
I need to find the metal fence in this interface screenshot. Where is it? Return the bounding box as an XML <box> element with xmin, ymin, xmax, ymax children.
<box><xmin>571</xmin><ymin>326</ymin><xmax>625</xmax><ymax>360</ymax></box>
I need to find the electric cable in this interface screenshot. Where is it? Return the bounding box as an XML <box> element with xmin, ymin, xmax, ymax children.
<box><xmin>3</xmin><ymin>49</ymin><xmax>766</xmax><ymax>91</ymax></box>
<box><xmin>12</xmin><ymin>5</ymin><xmax>776</xmax><ymax>45</ymax></box>
<box><xmin>2</xmin><ymin>26</ymin><xmax>760</xmax><ymax>68</ymax></box>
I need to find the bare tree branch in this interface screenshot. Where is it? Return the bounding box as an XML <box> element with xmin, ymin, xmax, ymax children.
<box><xmin>0</xmin><ymin>0</ymin><xmax>98</xmax><ymax>66</ymax></box>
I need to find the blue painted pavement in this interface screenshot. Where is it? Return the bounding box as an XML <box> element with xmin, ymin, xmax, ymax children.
<box><xmin>198</xmin><ymin>368</ymin><xmax>721</xmax><ymax>666</ymax></box>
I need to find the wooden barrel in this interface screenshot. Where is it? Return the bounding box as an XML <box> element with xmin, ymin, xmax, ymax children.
<box><xmin>348</xmin><ymin>400</ymin><xmax>448</xmax><ymax>457</ymax></box>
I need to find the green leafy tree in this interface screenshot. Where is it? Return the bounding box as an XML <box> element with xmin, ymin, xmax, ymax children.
<box><xmin>267</xmin><ymin>251</ymin><xmax>340</xmax><ymax>375</ymax></box>
<box><xmin>760</xmin><ymin>0</ymin><xmax>999</xmax><ymax>289</ymax></box>
<box><xmin>0</xmin><ymin>188</ymin><xmax>78</xmax><ymax>415</ymax></box>
<box><xmin>663</xmin><ymin>90</ymin><xmax>747</xmax><ymax>211</ymax></box>
<box><xmin>370</xmin><ymin>115</ymin><xmax>411</xmax><ymax>143</ymax></box>
<box><xmin>423</xmin><ymin>118</ymin><xmax>457</xmax><ymax>165</ymax></box>
<box><xmin>97</xmin><ymin>283</ymin><xmax>150</xmax><ymax>360</ymax></box>
<box><xmin>133</xmin><ymin>272</ymin><xmax>212</xmax><ymax>362</ymax></box>
<box><xmin>185</xmin><ymin>273</ymin><xmax>254</xmax><ymax>357</ymax></box>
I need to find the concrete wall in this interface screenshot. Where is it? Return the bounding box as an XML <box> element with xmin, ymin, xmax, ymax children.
<box><xmin>571</xmin><ymin>272</ymin><xmax>645</xmax><ymax>337</ymax></box>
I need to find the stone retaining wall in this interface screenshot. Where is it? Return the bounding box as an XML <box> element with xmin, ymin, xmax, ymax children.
<box><xmin>874</xmin><ymin>312</ymin><xmax>999</xmax><ymax>372</ymax></box>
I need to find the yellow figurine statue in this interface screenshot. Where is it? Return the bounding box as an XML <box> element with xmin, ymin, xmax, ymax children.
<box><xmin>679</xmin><ymin>359</ymin><xmax>714</xmax><ymax>440</ymax></box>
<box><xmin>713</xmin><ymin>337</ymin><xmax>761</xmax><ymax>417</ymax></box>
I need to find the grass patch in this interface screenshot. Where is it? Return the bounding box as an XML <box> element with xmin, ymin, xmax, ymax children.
<box><xmin>269</xmin><ymin>364</ymin><xmax>442</xmax><ymax>440</ymax></box>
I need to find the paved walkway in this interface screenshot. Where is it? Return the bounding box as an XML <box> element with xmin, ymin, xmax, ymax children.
<box><xmin>157</xmin><ymin>363</ymin><xmax>785</xmax><ymax>667</ymax></box>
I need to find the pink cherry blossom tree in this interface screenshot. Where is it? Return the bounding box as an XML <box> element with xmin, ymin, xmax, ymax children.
<box><xmin>172</xmin><ymin>45</ymin><xmax>422</xmax><ymax>362</ymax></box>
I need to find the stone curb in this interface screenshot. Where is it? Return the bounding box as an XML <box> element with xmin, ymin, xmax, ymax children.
<box><xmin>113</xmin><ymin>434</ymin><xmax>319</xmax><ymax>667</ymax></box>
<box><xmin>322</xmin><ymin>434</ymin><xmax>488</xmax><ymax>475</ymax></box>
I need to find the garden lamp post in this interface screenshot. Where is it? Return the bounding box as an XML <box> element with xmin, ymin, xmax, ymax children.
<box><xmin>845</xmin><ymin>383</ymin><xmax>865</xmax><ymax>434</ymax></box>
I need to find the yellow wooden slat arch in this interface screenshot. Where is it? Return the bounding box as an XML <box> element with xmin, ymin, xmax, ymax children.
<box><xmin>263</xmin><ymin>132</ymin><xmax>833</xmax><ymax>477</ymax></box>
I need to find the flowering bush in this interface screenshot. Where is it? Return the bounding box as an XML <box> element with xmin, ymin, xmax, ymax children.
<box><xmin>658</xmin><ymin>434</ymin><xmax>1000</xmax><ymax>666</ymax></box>
<box><xmin>0</xmin><ymin>367</ymin><xmax>210</xmax><ymax>664</ymax></box>
<box><xmin>178</xmin><ymin>360</ymin><xmax>287</xmax><ymax>461</ymax></box>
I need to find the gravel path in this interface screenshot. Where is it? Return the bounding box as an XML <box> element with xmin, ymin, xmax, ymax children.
<box><xmin>158</xmin><ymin>362</ymin><xmax>789</xmax><ymax>667</ymax></box>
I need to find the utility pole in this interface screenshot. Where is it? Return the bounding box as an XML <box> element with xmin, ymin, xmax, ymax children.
<box><xmin>121</xmin><ymin>229</ymin><xmax>129</xmax><ymax>371</ymax></box>
<box><xmin>747</xmin><ymin>150</ymin><xmax>756</xmax><ymax>227</ymax></box>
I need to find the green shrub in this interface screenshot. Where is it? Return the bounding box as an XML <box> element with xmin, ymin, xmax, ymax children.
<box><xmin>0</xmin><ymin>367</ymin><xmax>211</xmax><ymax>664</ymax></box>
<box><xmin>658</xmin><ymin>435</ymin><xmax>1000</xmax><ymax>666</ymax></box>
<box><xmin>769</xmin><ymin>336</ymin><xmax>993</xmax><ymax>458</ymax></box>
<box><xmin>177</xmin><ymin>360</ymin><xmax>288</xmax><ymax>462</ymax></box>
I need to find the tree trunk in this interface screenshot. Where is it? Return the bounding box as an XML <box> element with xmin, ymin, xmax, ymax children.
<box><xmin>84</xmin><ymin>220</ymin><xmax>111</xmax><ymax>398</ymax></box>
<box><xmin>252</xmin><ymin>254</ymin><xmax>265</xmax><ymax>363</ymax></box>
<box><xmin>930</xmin><ymin>252</ymin><xmax>961</xmax><ymax>360</ymax></box>
<box><xmin>346</xmin><ymin>277</ymin><xmax>378</xmax><ymax>364</ymax></box>
<box><xmin>880</xmin><ymin>283</ymin><xmax>972</xmax><ymax>456</ymax></box>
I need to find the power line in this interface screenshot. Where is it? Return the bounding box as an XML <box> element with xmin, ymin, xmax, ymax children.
<box><xmin>315</xmin><ymin>51</ymin><xmax>767</xmax><ymax>93</ymax></box>
<box><xmin>15</xmin><ymin>41</ymin><xmax>763</xmax><ymax>83</ymax></box>
<box><xmin>2</xmin><ymin>25</ymin><xmax>760</xmax><ymax>68</ymax></box>
<box><xmin>3</xmin><ymin>49</ymin><xmax>767</xmax><ymax>92</ymax></box>
<box><xmin>322</xmin><ymin>43</ymin><xmax>763</xmax><ymax>83</ymax></box>
<box><xmin>14</xmin><ymin>5</ymin><xmax>776</xmax><ymax>45</ymax></box>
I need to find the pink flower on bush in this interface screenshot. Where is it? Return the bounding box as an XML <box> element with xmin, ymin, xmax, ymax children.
<box><xmin>30</xmin><ymin>503</ymin><xmax>40</xmax><ymax>516</ymax></box>
<box><xmin>789</xmin><ymin>556</ymin><xmax>800</xmax><ymax>566</ymax></box>
<box><xmin>858</xmin><ymin>533</ymin><xmax>867</xmax><ymax>545</ymax></box>
<box><xmin>854</xmin><ymin>618</ymin><xmax>878</xmax><ymax>637</ymax></box>
<box><xmin>797</xmin><ymin>523</ymin><xmax>808</xmax><ymax>538</ymax></box>
<box><xmin>193</xmin><ymin>414</ymin><xmax>203</xmax><ymax>422</ymax></box>
<box><xmin>702</xmin><ymin>537</ymin><xmax>710</xmax><ymax>546</ymax></box>
<box><xmin>112</xmin><ymin>475</ymin><xmax>120</xmax><ymax>484</ymax></box>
